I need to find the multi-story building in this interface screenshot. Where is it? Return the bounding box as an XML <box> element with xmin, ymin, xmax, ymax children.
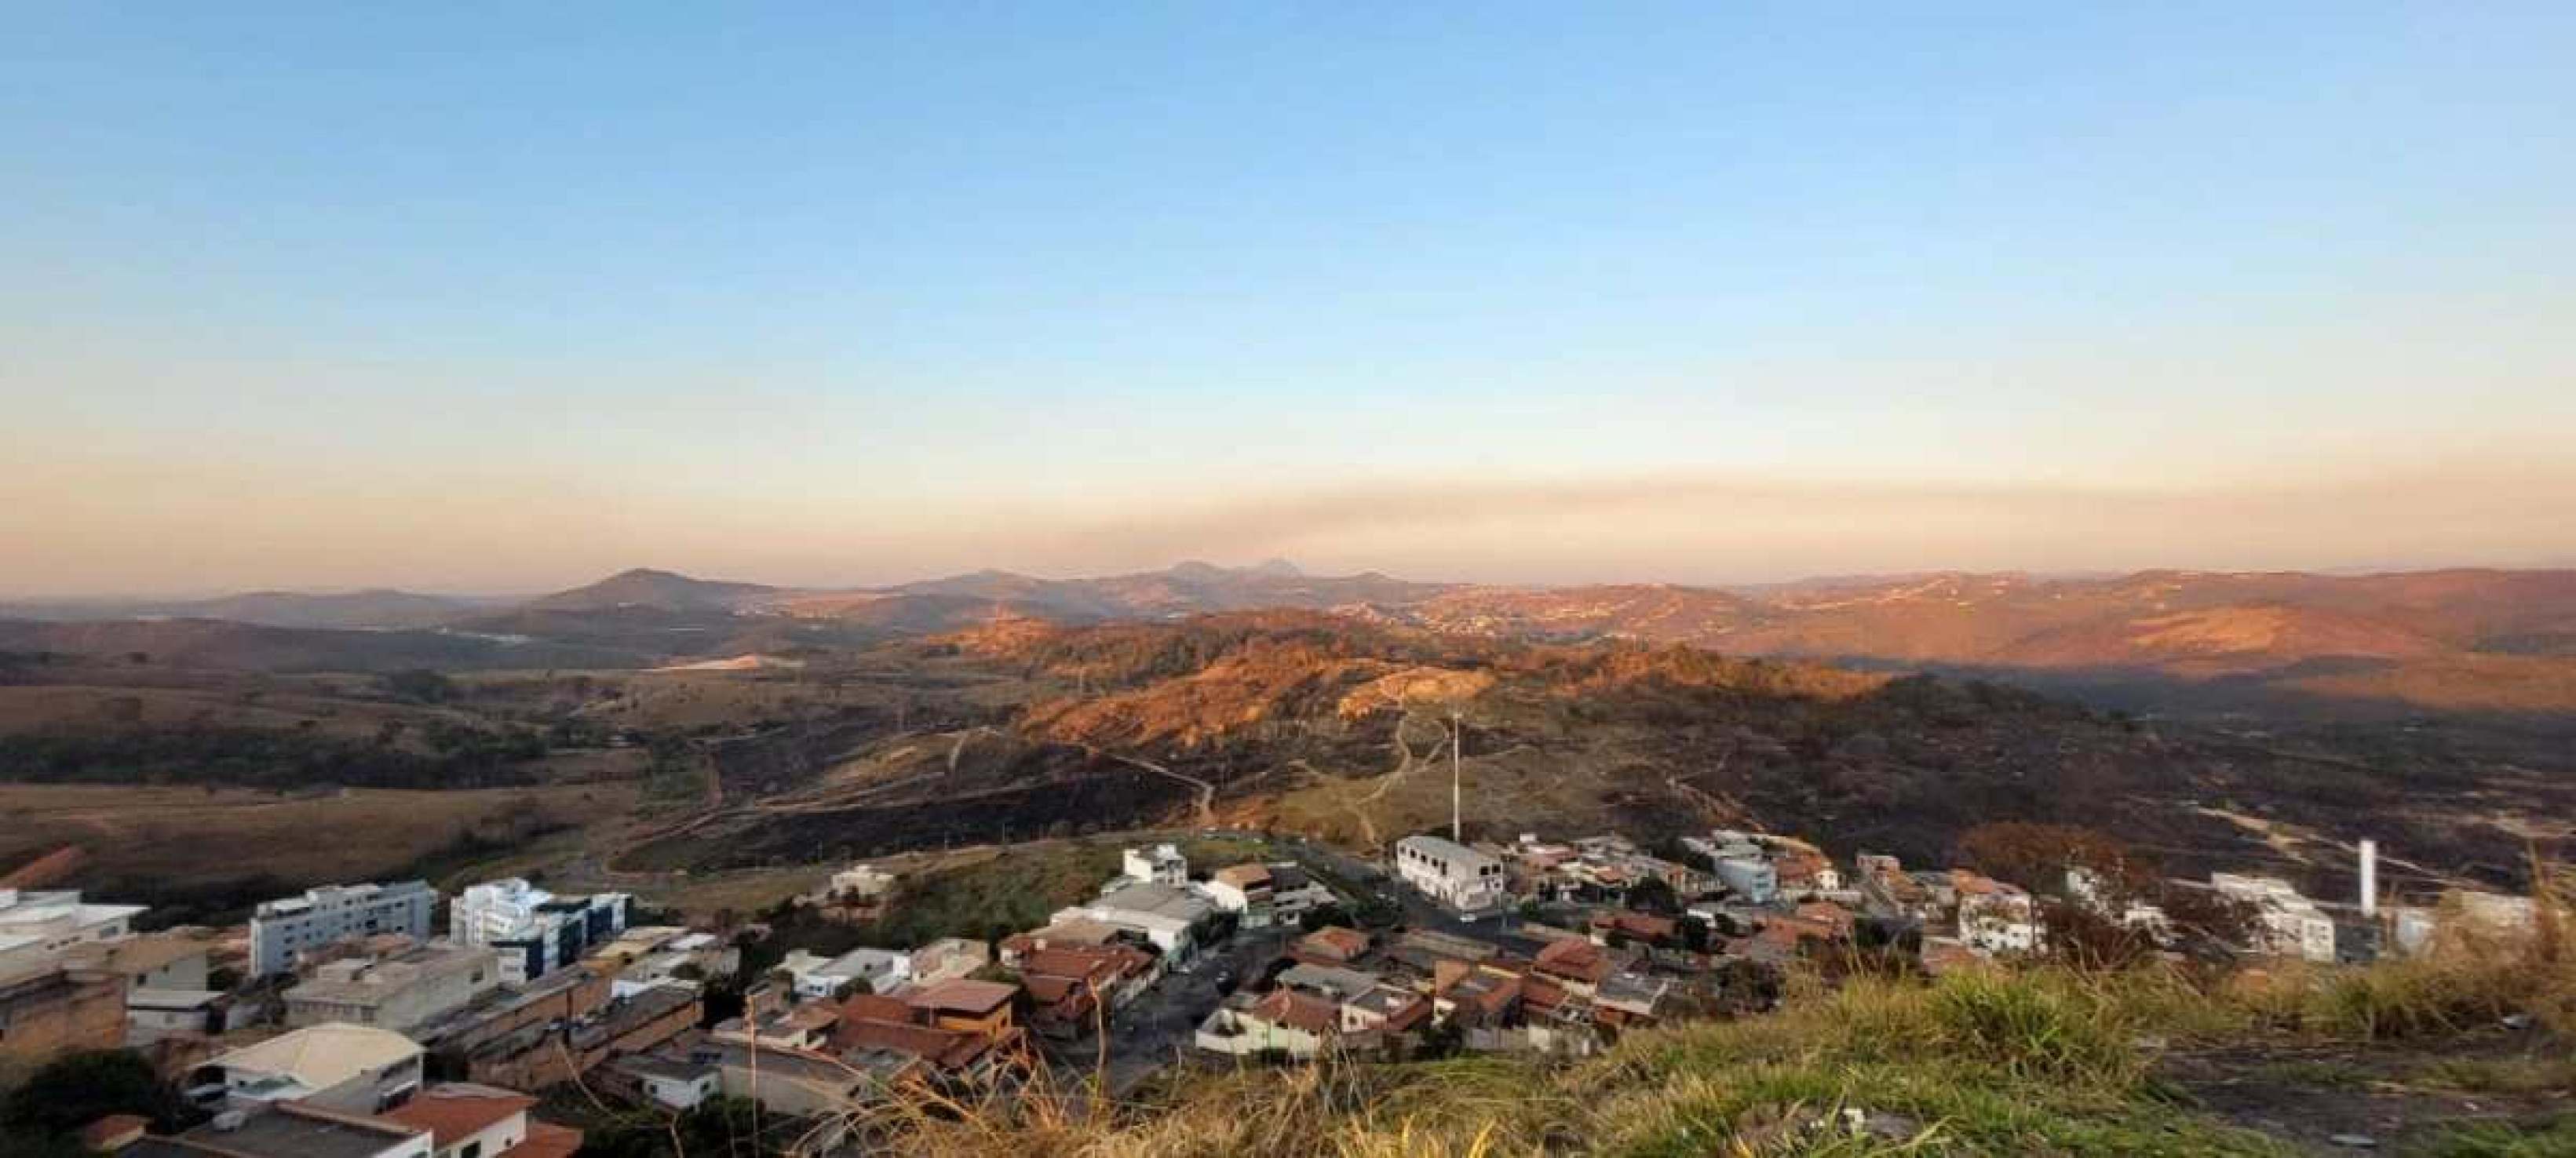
<box><xmin>1395</xmin><ymin>835</ymin><xmax>1506</xmax><ymax>913</ymax></box>
<box><xmin>248</xmin><ymin>882</ymin><xmax>437</xmax><ymax>978</ymax></box>
<box><xmin>450</xmin><ymin>879</ymin><xmax>631</xmax><ymax>984</ymax></box>
<box><xmin>1122</xmin><ymin>844</ymin><xmax>1188</xmax><ymax>887</ymax></box>
<box><xmin>283</xmin><ymin>941</ymin><xmax>503</xmax><ymax>1035</ymax></box>
<box><xmin>1053</xmin><ymin>882</ymin><xmax>1215</xmax><ymax>962</ymax></box>
<box><xmin>0</xmin><ymin>888</ymin><xmax>147</xmax><ymax>971</ymax></box>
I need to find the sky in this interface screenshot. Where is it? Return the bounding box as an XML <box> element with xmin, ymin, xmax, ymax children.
<box><xmin>5</xmin><ymin>4</ymin><xmax>2572</xmax><ymax>596</ymax></box>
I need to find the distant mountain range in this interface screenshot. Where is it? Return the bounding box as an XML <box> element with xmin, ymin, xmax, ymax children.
<box><xmin>7</xmin><ymin>562</ymin><xmax>2574</xmax><ymax>716</ymax></box>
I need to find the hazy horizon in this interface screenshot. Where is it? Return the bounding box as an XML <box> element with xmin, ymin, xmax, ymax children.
<box><xmin>8</xmin><ymin>5</ymin><xmax>2573</xmax><ymax>597</ymax></box>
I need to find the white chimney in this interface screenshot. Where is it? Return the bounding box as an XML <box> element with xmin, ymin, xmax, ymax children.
<box><xmin>2358</xmin><ymin>839</ymin><xmax>2377</xmax><ymax>918</ymax></box>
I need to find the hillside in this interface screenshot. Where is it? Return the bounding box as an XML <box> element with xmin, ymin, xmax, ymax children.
<box><xmin>522</xmin><ymin>566</ymin><xmax>779</xmax><ymax>612</ymax></box>
<box><xmin>618</xmin><ymin>614</ymin><xmax>2572</xmax><ymax>899</ymax></box>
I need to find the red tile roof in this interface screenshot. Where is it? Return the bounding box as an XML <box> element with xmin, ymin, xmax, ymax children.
<box><xmin>1297</xmin><ymin>927</ymin><xmax>1370</xmax><ymax>962</ymax></box>
<box><xmin>1532</xmin><ymin>938</ymin><xmax>1609</xmax><ymax>984</ymax></box>
<box><xmin>1253</xmin><ymin>989</ymin><xmax>1342</xmax><ymax>1035</ymax></box>
<box><xmin>834</xmin><ymin>1017</ymin><xmax>991</xmax><ymax>1072</ymax></box>
<box><xmin>381</xmin><ymin>1084</ymin><xmax>534</xmax><ymax>1148</ymax></box>
<box><xmin>505</xmin><ymin>1120</ymin><xmax>584</xmax><ymax>1158</ymax></box>
<box><xmin>903</xmin><ymin>978</ymin><xmax>1018</xmax><ymax>1015</ymax></box>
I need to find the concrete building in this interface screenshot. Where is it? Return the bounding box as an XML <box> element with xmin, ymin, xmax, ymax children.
<box><xmin>1054</xmin><ymin>882</ymin><xmax>1215</xmax><ymax>961</ymax></box>
<box><xmin>908</xmin><ymin>937</ymin><xmax>991</xmax><ymax>984</ymax></box>
<box><xmin>449</xmin><ymin>879</ymin><xmax>630</xmax><ymax>984</ymax></box>
<box><xmin>0</xmin><ymin>962</ymin><xmax>126</xmax><ymax>1068</ymax></box>
<box><xmin>1395</xmin><ymin>835</ymin><xmax>1506</xmax><ymax>912</ymax></box>
<box><xmin>151</xmin><ymin>1102</ymin><xmax>433</xmax><ymax>1158</ymax></box>
<box><xmin>1203</xmin><ymin>864</ymin><xmax>1273</xmax><ymax>923</ymax></box>
<box><xmin>0</xmin><ymin>888</ymin><xmax>147</xmax><ymax>971</ymax></box>
<box><xmin>1122</xmin><ymin>843</ymin><xmax>1189</xmax><ymax>887</ymax></box>
<box><xmin>1709</xmin><ymin>854</ymin><xmax>1779</xmax><ymax>905</ymax></box>
<box><xmin>193</xmin><ymin>1021</ymin><xmax>427</xmax><ymax>1113</ymax></box>
<box><xmin>1195</xmin><ymin>989</ymin><xmax>1337</xmax><ymax>1059</ymax></box>
<box><xmin>2211</xmin><ymin>873</ymin><xmax>2338</xmax><ymax>963</ymax></box>
<box><xmin>249</xmin><ymin>882</ymin><xmax>437</xmax><ymax>978</ymax></box>
<box><xmin>610</xmin><ymin>1054</ymin><xmax>722</xmax><ymax>1112</ymax></box>
<box><xmin>284</xmin><ymin>941</ymin><xmax>503</xmax><ymax>1035</ymax></box>
<box><xmin>781</xmin><ymin>946</ymin><xmax>910</xmax><ymax>1000</ymax></box>
<box><xmin>1952</xmin><ymin>871</ymin><xmax>2043</xmax><ymax>955</ymax></box>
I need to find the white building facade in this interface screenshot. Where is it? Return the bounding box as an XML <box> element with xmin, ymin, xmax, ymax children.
<box><xmin>1394</xmin><ymin>836</ymin><xmax>1507</xmax><ymax>912</ymax></box>
<box><xmin>449</xmin><ymin>879</ymin><xmax>632</xmax><ymax>984</ymax></box>
<box><xmin>247</xmin><ymin>882</ymin><xmax>436</xmax><ymax>978</ymax></box>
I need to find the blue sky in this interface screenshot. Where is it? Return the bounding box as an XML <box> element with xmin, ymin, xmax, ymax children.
<box><xmin>5</xmin><ymin>4</ymin><xmax>2571</xmax><ymax>593</ymax></box>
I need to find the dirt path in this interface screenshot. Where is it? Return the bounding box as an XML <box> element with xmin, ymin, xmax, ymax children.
<box><xmin>1092</xmin><ymin>747</ymin><xmax>1216</xmax><ymax>825</ymax></box>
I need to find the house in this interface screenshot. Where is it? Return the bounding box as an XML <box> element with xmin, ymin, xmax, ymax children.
<box><xmin>1856</xmin><ymin>854</ymin><xmax>1934</xmax><ymax>919</ymax></box>
<box><xmin>1018</xmin><ymin>944</ymin><xmax>1156</xmax><ymax>1038</ymax></box>
<box><xmin>1709</xmin><ymin>854</ymin><xmax>1779</xmax><ymax>905</ymax></box>
<box><xmin>0</xmin><ymin>888</ymin><xmax>148</xmax><ymax>972</ymax></box>
<box><xmin>246</xmin><ymin>882</ymin><xmax>436</xmax><ymax>978</ymax></box>
<box><xmin>0</xmin><ymin>963</ymin><xmax>126</xmax><ymax>1066</ymax></box>
<box><xmin>830</xmin><ymin>1006</ymin><xmax>1001</xmax><ymax>1082</ymax></box>
<box><xmin>1122</xmin><ymin>843</ymin><xmax>1189</xmax><ymax>886</ymax></box>
<box><xmin>449</xmin><ymin>880</ymin><xmax>630</xmax><ymax>985</ymax></box>
<box><xmin>896</xmin><ymin>978</ymin><xmax>1020</xmax><ymax>1040</ymax></box>
<box><xmin>1275</xmin><ymin>963</ymin><xmax>1382</xmax><ymax>1003</ymax></box>
<box><xmin>998</xmin><ymin>918</ymin><xmax>1129</xmax><ymax>967</ymax></box>
<box><xmin>1292</xmin><ymin>926</ymin><xmax>1372</xmax><ymax>966</ymax></box>
<box><xmin>1429</xmin><ymin>961</ymin><xmax>1523</xmax><ymax>1025</ymax></box>
<box><xmin>1588</xmin><ymin>911</ymin><xmax>1677</xmax><ymax>948</ymax></box>
<box><xmin>1338</xmin><ymin>985</ymin><xmax>1431</xmax><ymax>1038</ymax></box>
<box><xmin>1055</xmin><ymin>882</ymin><xmax>1213</xmax><ymax>961</ymax></box>
<box><xmin>382</xmin><ymin>1083</ymin><xmax>582</xmax><ymax>1158</ymax></box>
<box><xmin>1263</xmin><ymin>863</ymin><xmax>1341</xmax><ymax>922</ymax></box>
<box><xmin>126</xmin><ymin>987</ymin><xmax>246</xmax><ymax>1043</ymax></box>
<box><xmin>193</xmin><ymin>1021</ymin><xmax>426</xmax><ymax>1113</ymax></box>
<box><xmin>1531</xmin><ymin>938</ymin><xmax>1611</xmax><ymax>996</ymax></box>
<box><xmin>1395</xmin><ymin>836</ymin><xmax>1506</xmax><ymax>913</ymax></box>
<box><xmin>1195</xmin><ymin>989</ymin><xmax>1340</xmax><ymax>1059</ymax></box>
<box><xmin>1951</xmin><ymin>871</ymin><xmax>2043</xmax><ymax>956</ymax></box>
<box><xmin>1593</xmin><ymin>973</ymin><xmax>1670</xmax><ymax>1027</ymax></box>
<box><xmin>690</xmin><ymin>1039</ymin><xmax>879</xmax><ymax>1127</ymax></box>
<box><xmin>781</xmin><ymin>946</ymin><xmax>910</xmax><ymax>1000</ymax></box>
<box><xmin>712</xmin><ymin>1002</ymin><xmax>841</xmax><ymax>1051</ymax></box>
<box><xmin>63</xmin><ymin>930</ymin><xmax>215</xmax><ymax>993</ymax></box>
<box><xmin>285</xmin><ymin>941</ymin><xmax>503</xmax><ymax>1035</ymax></box>
<box><xmin>144</xmin><ymin>1102</ymin><xmax>433</xmax><ymax>1158</ymax></box>
<box><xmin>908</xmin><ymin>938</ymin><xmax>991</xmax><ymax>984</ymax></box>
<box><xmin>1204</xmin><ymin>864</ymin><xmax>1274</xmax><ymax>923</ymax></box>
<box><xmin>608</xmin><ymin>1054</ymin><xmax>722</xmax><ymax>1112</ymax></box>
<box><xmin>2210</xmin><ymin>874</ymin><xmax>2338</xmax><ymax>963</ymax></box>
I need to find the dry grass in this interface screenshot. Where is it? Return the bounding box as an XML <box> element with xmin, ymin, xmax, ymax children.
<box><xmin>809</xmin><ymin>873</ymin><xmax>2575</xmax><ymax>1158</ymax></box>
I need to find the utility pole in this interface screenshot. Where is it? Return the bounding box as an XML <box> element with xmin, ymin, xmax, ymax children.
<box><xmin>1450</xmin><ymin>709</ymin><xmax>1463</xmax><ymax>844</ymax></box>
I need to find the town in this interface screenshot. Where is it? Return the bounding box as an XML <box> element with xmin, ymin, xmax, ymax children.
<box><xmin>0</xmin><ymin>814</ymin><xmax>2545</xmax><ymax>1156</ymax></box>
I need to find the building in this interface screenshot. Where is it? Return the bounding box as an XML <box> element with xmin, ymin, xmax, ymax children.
<box><xmin>895</xmin><ymin>978</ymin><xmax>1019</xmax><ymax>1040</ymax></box>
<box><xmin>0</xmin><ymin>888</ymin><xmax>148</xmax><ymax>971</ymax></box>
<box><xmin>608</xmin><ymin>1054</ymin><xmax>722</xmax><ymax>1112</ymax></box>
<box><xmin>1709</xmin><ymin>854</ymin><xmax>1779</xmax><ymax>905</ymax></box>
<box><xmin>382</xmin><ymin>1083</ymin><xmax>582</xmax><ymax>1158</ymax></box>
<box><xmin>0</xmin><ymin>963</ymin><xmax>126</xmax><ymax>1067</ymax></box>
<box><xmin>1203</xmin><ymin>864</ymin><xmax>1273</xmax><ymax>923</ymax></box>
<box><xmin>1054</xmin><ymin>882</ymin><xmax>1214</xmax><ymax>960</ymax></box>
<box><xmin>248</xmin><ymin>882</ymin><xmax>437</xmax><ymax>978</ymax></box>
<box><xmin>2210</xmin><ymin>874</ymin><xmax>2338</xmax><ymax>963</ymax></box>
<box><xmin>1018</xmin><ymin>944</ymin><xmax>1156</xmax><ymax>1039</ymax></box>
<box><xmin>144</xmin><ymin>1102</ymin><xmax>432</xmax><ymax>1158</ymax></box>
<box><xmin>1395</xmin><ymin>836</ymin><xmax>1506</xmax><ymax>912</ymax></box>
<box><xmin>463</xmin><ymin>984</ymin><xmax>700</xmax><ymax>1091</ymax></box>
<box><xmin>1951</xmin><ymin>871</ymin><xmax>2043</xmax><ymax>956</ymax></box>
<box><xmin>1122</xmin><ymin>843</ymin><xmax>1188</xmax><ymax>886</ymax></box>
<box><xmin>64</xmin><ymin>930</ymin><xmax>215</xmax><ymax>994</ymax></box>
<box><xmin>1264</xmin><ymin>863</ymin><xmax>1341</xmax><ymax>922</ymax></box>
<box><xmin>908</xmin><ymin>938</ymin><xmax>991</xmax><ymax>984</ymax></box>
<box><xmin>192</xmin><ymin>1021</ymin><xmax>427</xmax><ymax>1113</ymax></box>
<box><xmin>284</xmin><ymin>941</ymin><xmax>503</xmax><ymax>1035</ymax></box>
<box><xmin>1195</xmin><ymin>989</ymin><xmax>1338</xmax><ymax>1059</ymax></box>
<box><xmin>449</xmin><ymin>879</ymin><xmax>630</xmax><ymax>984</ymax></box>
<box><xmin>781</xmin><ymin>946</ymin><xmax>910</xmax><ymax>1000</ymax></box>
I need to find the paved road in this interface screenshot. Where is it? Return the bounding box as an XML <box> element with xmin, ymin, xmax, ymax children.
<box><xmin>1078</xmin><ymin>924</ymin><xmax>1297</xmax><ymax>1096</ymax></box>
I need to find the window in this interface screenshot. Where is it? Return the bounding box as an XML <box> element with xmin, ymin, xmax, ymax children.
<box><xmin>462</xmin><ymin>1144</ymin><xmax>482</xmax><ymax>1158</ymax></box>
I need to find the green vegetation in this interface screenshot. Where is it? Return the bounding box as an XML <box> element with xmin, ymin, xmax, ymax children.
<box><xmin>0</xmin><ymin>1050</ymin><xmax>193</xmax><ymax>1156</ymax></box>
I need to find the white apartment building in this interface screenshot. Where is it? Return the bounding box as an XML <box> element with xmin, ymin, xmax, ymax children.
<box><xmin>1394</xmin><ymin>836</ymin><xmax>1506</xmax><ymax>913</ymax></box>
<box><xmin>1122</xmin><ymin>843</ymin><xmax>1189</xmax><ymax>886</ymax></box>
<box><xmin>247</xmin><ymin>882</ymin><xmax>436</xmax><ymax>978</ymax></box>
<box><xmin>449</xmin><ymin>879</ymin><xmax>631</xmax><ymax>984</ymax></box>
<box><xmin>780</xmin><ymin>947</ymin><xmax>911</xmax><ymax>1000</ymax></box>
<box><xmin>1054</xmin><ymin>882</ymin><xmax>1214</xmax><ymax>961</ymax></box>
<box><xmin>0</xmin><ymin>888</ymin><xmax>146</xmax><ymax>972</ymax></box>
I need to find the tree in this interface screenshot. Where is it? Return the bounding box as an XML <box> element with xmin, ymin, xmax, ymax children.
<box><xmin>1626</xmin><ymin>877</ymin><xmax>1679</xmax><ymax>916</ymax></box>
<box><xmin>2</xmin><ymin>1050</ymin><xmax>188</xmax><ymax>1139</ymax></box>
